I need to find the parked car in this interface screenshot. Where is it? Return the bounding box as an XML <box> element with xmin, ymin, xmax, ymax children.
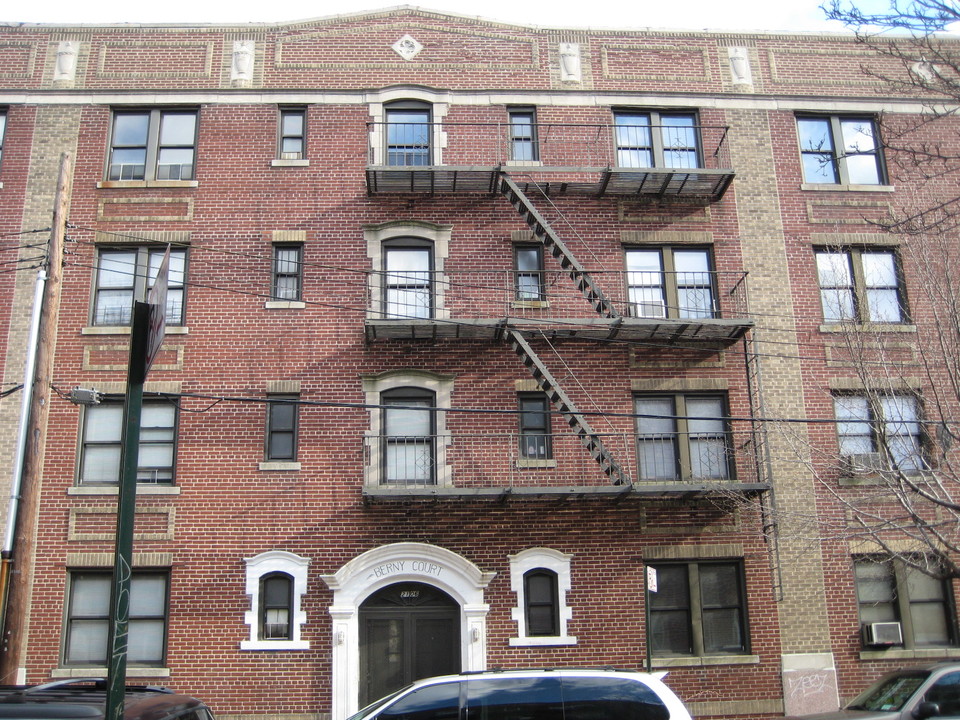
<box><xmin>348</xmin><ymin>668</ymin><xmax>692</xmax><ymax>720</ymax></box>
<box><xmin>0</xmin><ymin>678</ymin><xmax>215</xmax><ymax>720</ymax></box>
<box><xmin>789</xmin><ymin>663</ymin><xmax>960</xmax><ymax>720</ymax></box>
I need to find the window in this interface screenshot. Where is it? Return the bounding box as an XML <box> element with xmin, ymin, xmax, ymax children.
<box><xmin>855</xmin><ymin>557</ymin><xmax>955</xmax><ymax>648</ymax></box>
<box><xmin>386</xmin><ymin>103</ymin><xmax>431</xmax><ymax>166</ymax></box>
<box><xmin>834</xmin><ymin>394</ymin><xmax>924</xmax><ymax>473</ymax></box>
<box><xmin>816</xmin><ymin>249</ymin><xmax>905</xmax><ymax>323</ymax></box>
<box><xmin>241</xmin><ymin>550</ymin><xmax>310</xmax><ymax>650</ymax></box>
<box><xmin>384</xmin><ymin>243</ymin><xmax>433</xmax><ymax>319</ymax></box>
<box><xmin>524</xmin><ymin>569</ymin><xmax>559</xmax><ymax>636</ymax></box>
<box><xmin>508</xmin><ymin>107</ymin><xmax>538</xmax><ymax>161</ymax></box>
<box><xmin>107</xmin><ymin>109</ymin><xmax>197</xmax><ymax>181</ymax></box>
<box><xmin>260</xmin><ymin>573</ymin><xmax>293</xmax><ymax>640</ymax></box>
<box><xmin>93</xmin><ymin>246</ymin><xmax>186</xmax><ymax>326</ymax></box>
<box><xmin>615</xmin><ymin>111</ymin><xmax>700</xmax><ymax>169</ymax></box>
<box><xmin>635</xmin><ymin>395</ymin><xmax>731</xmax><ymax>481</ymax></box>
<box><xmin>0</xmin><ymin>110</ymin><xmax>6</xmax><ymax>166</ymax></box>
<box><xmin>272</xmin><ymin>245</ymin><xmax>303</xmax><ymax>301</ymax></box>
<box><xmin>509</xmin><ymin>548</ymin><xmax>575</xmax><ymax>646</ymax></box>
<box><xmin>625</xmin><ymin>248</ymin><xmax>715</xmax><ymax>319</ymax></box>
<box><xmin>80</xmin><ymin>401</ymin><xmax>176</xmax><ymax>484</ymax></box>
<box><xmin>514</xmin><ymin>245</ymin><xmax>545</xmax><ymax>302</ymax></box>
<box><xmin>64</xmin><ymin>572</ymin><xmax>167</xmax><ymax>666</ymax></box>
<box><xmin>648</xmin><ymin>561</ymin><xmax>748</xmax><ymax>657</ymax></box>
<box><xmin>382</xmin><ymin>387</ymin><xmax>436</xmax><ymax>485</ymax></box>
<box><xmin>266</xmin><ymin>395</ymin><xmax>298</xmax><ymax>461</ymax></box>
<box><xmin>518</xmin><ymin>393</ymin><xmax>552</xmax><ymax>459</ymax></box>
<box><xmin>278</xmin><ymin>108</ymin><xmax>306</xmax><ymax>160</ymax></box>
<box><xmin>797</xmin><ymin>115</ymin><xmax>884</xmax><ymax>185</ymax></box>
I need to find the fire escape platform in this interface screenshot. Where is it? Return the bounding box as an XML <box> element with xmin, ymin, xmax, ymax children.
<box><xmin>364</xmin><ymin>316</ymin><xmax>754</xmax><ymax>344</ymax></box>
<box><xmin>365</xmin><ymin>166</ymin><xmax>735</xmax><ymax>201</ymax></box>
<box><xmin>363</xmin><ymin>482</ymin><xmax>770</xmax><ymax>502</ymax></box>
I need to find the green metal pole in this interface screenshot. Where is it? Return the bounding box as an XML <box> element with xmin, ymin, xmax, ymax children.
<box><xmin>105</xmin><ymin>301</ymin><xmax>150</xmax><ymax>720</ymax></box>
<box><xmin>644</xmin><ymin>563</ymin><xmax>651</xmax><ymax>673</ymax></box>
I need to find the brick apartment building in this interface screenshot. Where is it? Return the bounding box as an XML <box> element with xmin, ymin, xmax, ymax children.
<box><xmin>0</xmin><ymin>7</ymin><xmax>957</xmax><ymax>720</ymax></box>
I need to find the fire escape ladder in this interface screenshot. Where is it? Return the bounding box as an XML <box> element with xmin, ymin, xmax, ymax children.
<box><xmin>507</xmin><ymin>329</ymin><xmax>631</xmax><ymax>486</ymax></box>
<box><xmin>498</xmin><ymin>174</ymin><xmax>620</xmax><ymax>319</ymax></box>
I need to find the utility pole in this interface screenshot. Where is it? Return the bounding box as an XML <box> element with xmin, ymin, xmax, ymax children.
<box><xmin>0</xmin><ymin>152</ymin><xmax>72</xmax><ymax>683</ymax></box>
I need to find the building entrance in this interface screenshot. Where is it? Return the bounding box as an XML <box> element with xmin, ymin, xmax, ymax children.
<box><xmin>358</xmin><ymin>581</ymin><xmax>461</xmax><ymax>707</ymax></box>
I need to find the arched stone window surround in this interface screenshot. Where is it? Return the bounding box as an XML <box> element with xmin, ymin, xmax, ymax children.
<box><xmin>364</xmin><ymin>220</ymin><xmax>452</xmax><ymax>321</ymax></box>
<box><xmin>321</xmin><ymin>542</ymin><xmax>495</xmax><ymax>720</ymax></box>
<box><xmin>366</xmin><ymin>88</ymin><xmax>451</xmax><ymax>166</ymax></box>
<box><xmin>241</xmin><ymin>550</ymin><xmax>310</xmax><ymax>650</ymax></box>
<box><xmin>509</xmin><ymin>547</ymin><xmax>576</xmax><ymax>646</ymax></box>
<box><xmin>361</xmin><ymin>369</ymin><xmax>455</xmax><ymax>488</ymax></box>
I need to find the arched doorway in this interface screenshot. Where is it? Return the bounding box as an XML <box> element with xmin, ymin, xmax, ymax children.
<box><xmin>358</xmin><ymin>582</ymin><xmax>461</xmax><ymax>706</ymax></box>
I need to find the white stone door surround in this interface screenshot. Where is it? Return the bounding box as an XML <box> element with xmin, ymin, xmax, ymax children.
<box><xmin>321</xmin><ymin>542</ymin><xmax>495</xmax><ymax>720</ymax></box>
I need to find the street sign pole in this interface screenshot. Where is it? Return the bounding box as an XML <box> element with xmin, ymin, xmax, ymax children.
<box><xmin>105</xmin><ymin>301</ymin><xmax>150</xmax><ymax>720</ymax></box>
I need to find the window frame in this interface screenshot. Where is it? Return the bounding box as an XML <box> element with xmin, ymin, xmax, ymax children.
<box><xmin>508</xmin><ymin>106</ymin><xmax>539</xmax><ymax>162</ymax></box>
<box><xmin>265</xmin><ymin>394</ymin><xmax>298</xmax><ymax>462</ymax></box>
<box><xmin>106</xmin><ymin>108</ymin><xmax>198</xmax><ymax>182</ymax></box>
<box><xmin>64</xmin><ymin>571</ymin><xmax>168</xmax><ymax>667</ymax></box>
<box><xmin>797</xmin><ymin>114</ymin><xmax>886</xmax><ymax>186</ymax></box>
<box><xmin>834</xmin><ymin>392</ymin><xmax>926</xmax><ymax>474</ymax></box>
<box><xmin>514</xmin><ymin>244</ymin><xmax>545</xmax><ymax>303</ymax></box>
<box><xmin>854</xmin><ymin>556</ymin><xmax>957</xmax><ymax>649</ymax></box>
<box><xmin>79</xmin><ymin>400</ymin><xmax>178</xmax><ymax>485</ymax></box>
<box><xmin>92</xmin><ymin>246</ymin><xmax>187</xmax><ymax>328</ymax></box>
<box><xmin>271</xmin><ymin>244</ymin><xmax>303</xmax><ymax>302</ymax></box>
<box><xmin>381</xmin><ymin>387</ymin><xmax>437</xmax><ymax>486</ymax></box>
<box><xmin>614</xmin><ymin>110</ymin><xmax>702</xmax><ymax>169</ymax></box>
<box><xmin>624</xmin><ymin>247</ymin><xmax>716</xmax><ymax>320</ymax></box>
<box><xmin>278</xmin><ymin>107</ymin><xmax>306</xmax><ymax>160</ymax></box>
<box><xmin>635</xmin><ymin>393</ymin><xmax>732</xmax><ymax>482</ymax></box>
<box><xmin>518</xmin><ymin>393</ymin><xmax>552</xmax><ymax>460</ymax></box>
<box><xmin>383</xmin><ymin>239</ymin><xmax>434</xmax><ymax>319</ymax></box>
<box><xmin>648</xmin><ymin>560</ymin><xmax>749</xmax><ymax>658</ymax></box>
<box><xmin>815</xmin><ymin>247</ymin><xmax>907</xmax><ymax>324</ymax></box>
<box><xmin>385</xmin><ymin>101</ymin><xmax>432</xmax><ymax>167</ymax></box>
<box><xmin>259</xmin><ymin>572</ymin><xmax>294</xmax><ymax>640</ymax></box>
<box><xmin>523</xmin><ymin>569</ymin><xmax>559</xmax><ymax>636</ymax></box>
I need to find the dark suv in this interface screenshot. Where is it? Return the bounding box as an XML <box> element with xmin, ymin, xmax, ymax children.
<box><xmin>347</xmin><ymin>668</ymin><xmax>692</xmax><ymax>720</ymax></box>
<box><xmin>0</xmin><ymin>678</ymin><xmax>215</xmax><ymax>720</ymax></box>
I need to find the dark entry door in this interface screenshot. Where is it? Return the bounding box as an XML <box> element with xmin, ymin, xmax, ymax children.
<box><xmin>359</xmin><ymin>582</ymin><xmax>460</xmax><ymax>706</ymax></box>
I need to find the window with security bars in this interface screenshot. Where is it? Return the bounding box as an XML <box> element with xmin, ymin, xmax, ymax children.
<box><xmin>382</xmin><ymin>388</ymin><xmax>436</xmax><ymax>485</ymax></box>
<box><xmin>272</xmin><ymin>245</ymin><xmax>303</xmax><ymax>301</ymax></box>
<box><xmin>648</xmin><ymin>561</ymin><xmax>748</xmax><ymax>657</ymax></box>
<box><xmin>107</xmin><ymin>109</ymin><xmax>197</xmax><ymax>181</ymax></box>
<box><xmin>625</xmin><ymin>248</ymin><xmax>715</xmax><ymax>320</ymax></box>
<box><xmin>93</xmin><ymin>247</ymin><xmax>186</xmax><ymax>326</ymax></box>
<box><xmin>385</xmin><ymin>103</ymin><xmax>431</xmax><ymax>166</ymax></box>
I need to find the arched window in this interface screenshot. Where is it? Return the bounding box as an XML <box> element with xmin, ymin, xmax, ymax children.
<box><xmin>382</xmin><ymin>387</ymin><xmax>436</xmax><ymax>485</ymax></box>
<box><xmin>383</xmin><ymin>239</ymin><xmax>433</xmax><ymax>319</ymax></box>
<box><xmin>524</xmin><ymin>569</ymin><xmax>559</xmax><ymax>636</ymax></box>
<box><xmin>260</xmin><ymin>572</ymin><xmax>293</xmax><ymax>640</ymax></box>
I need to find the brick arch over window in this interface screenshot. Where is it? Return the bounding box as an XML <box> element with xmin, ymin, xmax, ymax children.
<box><xmin>321</xmin><ymin>542</ymin><xmax>495</xmax><ymax>720</ymax></box>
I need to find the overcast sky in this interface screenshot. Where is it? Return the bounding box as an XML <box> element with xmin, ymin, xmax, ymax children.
<box><xmin>3</xmin><ymin>0</ymin><xmax>900</xmax><ymax>33</ymax></box>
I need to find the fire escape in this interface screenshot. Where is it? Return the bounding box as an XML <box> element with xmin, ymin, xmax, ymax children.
<box><xmin>363</xmin><ymin>119</ymin><xmax>768</xmax><ymax>500</ymax></box>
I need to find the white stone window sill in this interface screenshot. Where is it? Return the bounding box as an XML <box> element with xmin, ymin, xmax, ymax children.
<box><xmin>68</xmin><ymin>485</ymin><xmax>181</xmax><ymax>496</ymax></box>
<box><xmin>515</xmin><ymin>459</ymin><xmax>558</xmax><ymax>469</ymax></box>
<box><xmin>97</xmin><ymin>180</ymin><xmax>198</xmax><ymax>189</ymax></box>
<box><xmin>82</xmin><ymin>326</ymin><xmax>189</xmax><ymax>336</ymax></box>
<box><xmin>259</xmin><ymin>461</ymin><xmax>302</xmax><ymax>471</ymax></box>
<box><xmin>241</xmin><ymin>640</ymin><xmax>310</xmax><ymax>651</ymax></box>
<box><xmin>819</xmin><ymin>323</ymin><xmax>915</xmax><ymax>334</ymax></box>
<box><xmin>52</xmin><ymin>667</ymin><xmax>170</xmax><ymax>678</ymax></box>
<box><xmin>271</xmin><ymin>159</ymin><xmax>310</xmax><ymax>167</ymax></box>
<box><xmin>651</xmin><ymin>654</ymin><xmax>760</xmax><ymax>668</ymax></box>
<box><xmin>860</xmin><ymin>647</ymin><xmax>960</xmax><ymax>661</ymax></box>
<box><xmin>265</xmin><ymin>300</ymin><xmax>306</xmax><ymax>310</ymax></box>
<box><xmin>801</xmin><ymin>183</ymin><xmax>894</xmax><ymax>192</ymax></box>
<box><xmin>509</xmin><ymin>636</ymin><xmax>577</xmax><ymax>647</ymax></box>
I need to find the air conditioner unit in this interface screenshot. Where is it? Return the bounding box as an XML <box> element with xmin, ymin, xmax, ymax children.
<box><xmin>841</xmin><ymin>452</ymin><xmax>885</xmax><ymax>476</ymax></box>
<box><xmin>863</xmin><ymin>621</ymin><xmax>902</xmax><ymax>647</ymax></box>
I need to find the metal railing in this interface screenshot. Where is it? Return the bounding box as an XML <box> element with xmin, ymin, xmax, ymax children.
<box><xmin>366</xmin><ymin>269</ymin><xmax>750</xmax><ymax>321</ymax></box>
<box><xmin>362</xmin><ymin>429</ymin><xmax>762</xmax><ymax>490</ymax></box>
<box><xmin>367</xmin><ymin>121</ymin><xmax>732</xmax><ymax>170</ymax></box>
